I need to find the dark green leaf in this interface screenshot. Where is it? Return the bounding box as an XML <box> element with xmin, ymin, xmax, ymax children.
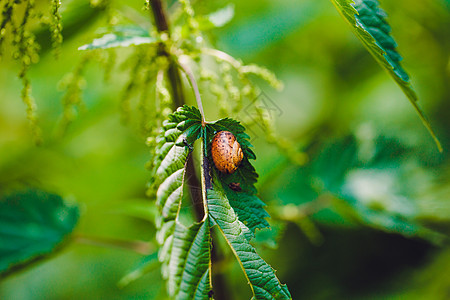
<box><xmin>331</xmin><ymin>0</ymin><xmax>442</xmax><ymax>151</ymax></box>
<box><xmin>206</xmin><ymin>118</ymin><xmax>269</xmax><ymax>235</ymax></box>
<box><xmin>0</xmin><ymin>189</ymin><xmax>79</xmax><ymax>275</ymax></box>
<box><xmin>207</xmin><ymin>169</ymin><xmax>291</xmax><ymax>299</ymax></box>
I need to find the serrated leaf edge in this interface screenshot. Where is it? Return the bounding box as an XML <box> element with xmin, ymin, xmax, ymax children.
<box><xmin>330</xmin><ymin>0</ymin><xmax>442</xmax><ymax>152</ymax></box>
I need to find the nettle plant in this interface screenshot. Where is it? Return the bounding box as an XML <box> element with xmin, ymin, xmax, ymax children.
<box><xmin>0</xmin><ymin>0</ymin><xmax>443</xmax><ymax>299</ymax></box>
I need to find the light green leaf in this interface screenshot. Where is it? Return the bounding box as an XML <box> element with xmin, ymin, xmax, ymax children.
<box><xmin>169</xmin><ymin>220</ymin><xmax>211</xmax><ymax>299</ymax></box>
<box><xmin>0</xmin><ymin>189</ymin><xmax>79</xmax><ymax>275</ymax></box>
<box><xmin>331</xmin><ymin>0</ymin><xmax>442</xmax><ymax>151</ymax></box>
<box><xmin>78</xmin><ymin>26</ymin><xmax>157</xmax><ymax>50</ymax></box>
<box><xmin>102</xmin><ymin>25</ymin><xmax>151</xmax><ymax>37</ymax></box>
<box><xmin>208</xmin><ymin>4</ymin><xmax>235</xmax><ymax>27</ymax></box>
<box><xmin>150</xmin><ymin>106</ymin><xmax>210</xmax><ymax>299</ymax></box>
<box><xmin>198</xmin><ymin>4</ymin><xmax>235</xmax><ymax>30</ymax></box>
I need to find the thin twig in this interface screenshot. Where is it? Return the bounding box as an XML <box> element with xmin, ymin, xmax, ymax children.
<box><xmin>177</xmin><ymin>60</ymin><xmax>206</xmax><ymax>125</ymax></box>
<box><xmin>272</xmin><ymin>194</ymin><xmax>333</xmax><ymax>222</ymax></box>
<box><xmin>202</xmin><ymin>47</ymin><xmax>242</xmax><ymax>69</ymax></box>
<box><xmin>74</xmin><ymin>234</ymin><xmax>154</xmax><ymax>255</ymax></box>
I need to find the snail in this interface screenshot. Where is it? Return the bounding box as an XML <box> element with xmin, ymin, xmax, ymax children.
<box><xmin>211</xmin><ymin>131</ymin><xmax>243</xmax><ymax>174</ymax></box>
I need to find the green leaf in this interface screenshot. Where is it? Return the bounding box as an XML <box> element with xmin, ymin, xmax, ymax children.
<box><xmin>330</xmin><ymin>0</ymin><xmax>442</xmax><ymax>151</ymax></box>
<box><xmin>169</xmin><ymin>220</ymin><xmax>212</xmax><ymax>299</ymax></box>
<box><xmin>208</xmin><ymin>4</ymin><xmax>235</xmax><ymax>27</ymax></box>
<box><xmin>78</xmin><ymin>26</ymin><xmax>157</xmax><ymax>50</ymax></box>
<box><xmin>207</xmin><ymin>170</ymin><xmax>291</xmax><ymax>299</ymax></box>
<box><xmin>253</xmin><ymin>221</ymin><xmax>286</xmax><ymax>249</ymax></box>
<box><xmin>151</xmin><ymin>106</ymin><xmax>211</xmax><ymax>299</ymax></box>
<box><xmin>150</xmin><ymin>106</ymin><xmax>291</xmax><ymax>299</ymax></box>
<box><xmin>198</xmin><ymin>4</ymin><xmax>235</xmax><ymax>30</ymax></box>
<box><xmin>205</xmin><ymin>118</ymin><xmax>270</xmax><ymax>235</ymax></box>
<box><xmin>0</xmin><ymin>189</ymin><xmax>79</xmax><ymax>275</ymax></box>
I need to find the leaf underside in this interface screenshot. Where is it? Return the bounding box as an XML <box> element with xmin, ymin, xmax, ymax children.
<box><xmin>331</xmin><ymin>0</ymin><xmax>442</xmax><ymax>151</ymax></box>
<box><xmin>0</xmin><ymin>189</ymin><xmax>79</xmax><ymax>275</ymax></box>
<box><xmin>151</xmin><ymin>106</ymin><xmax>210</xmax><ymax>299</ymax></box>
<box><xmin>151</xmin><ymin>106</ymin><xmax>291</xmax><ymax>299</ymax></box>
<box><xmin>78</xmin><ymin>26</ymin><xmax>157</xmax><ymax>50</ymax></box>
<box><xmin>207</xmin><ymin>173</ymin><xmax>291</xmax><ymax>299</ymax></box>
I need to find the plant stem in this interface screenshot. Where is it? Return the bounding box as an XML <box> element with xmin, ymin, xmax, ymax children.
<box><xmin>202</xmin><ymin>47</ymin><xmax>242</xmax><ymax>69</ymax></box>
<box><xmin>177</xmin><ymin>60</ymin><xmax>206</xmax><ymax>125</ymax></box>
<box><xmin>148</xmin><ymin>0</ymin><xmax>184</xmax><ymax>108</ymax></box>
<box><xmin>148</xmin><ymin>0</ymin><xmax>169</xmax><ymax>32</ymax></box>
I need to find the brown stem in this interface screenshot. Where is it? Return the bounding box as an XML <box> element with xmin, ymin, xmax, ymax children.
<box><xmin>149</xmin><ymin>0</ymin><xmax>200</xmax><ymax>217</ymax></box>
<box><xmin>148</xmin><ymin>0</ymin><xmax>169</xmax><ymax>32</ymax></box>
<box><xmin>148</xmin><ymin>0</ymin><xmax>184</xmax><ymax>108</ymax></box>
<box><xmin>166</xmin><ymin>64</ymin><xmax>185</xmax><ymax>108</ymax></box>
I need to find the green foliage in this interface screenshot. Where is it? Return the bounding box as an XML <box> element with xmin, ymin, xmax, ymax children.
<box><xmin>75</xmin><ymin>27</ymin><xmax>169</xmax><ymax>135</ymax></box>
<box><xmin>277</xmin><ymin>135</ymin><xmax>445</xmax><ymax>243</ymax></box>
<box><xmin>0</xmin><ymin>189</ymin><xmax>79</xmax><ymax>275</ymax></box>
<box><xmin>331</xmin><ymin>0</ymin><xmax>442</xmax><ymax>151</ymax></box>
<box><xmin>49</xmin><ymin>0</ymin><xmax>63</xmax><ymax>57</ymax></box>
<box><xmin>205</xmin><ymin>118</ymin><xmax>269</xmax><ymax>234</ymax></box>
<box><xmin>57</xmin><ymin>53</ymin><xmax>91</xmax><ymax>135</ymax></box>
<box><xmin>207</xmin><ymin>176</ymin><xmax>291</xmax><ymax>299</ymax></box>
<box><xmin>0</xmin><ymin>0</ymin><xmax>70</xmax><ymax>144</ymax></box>
<box><xmin>0</xmin><ymin>0</ymin><xmax>448</xmax><ymax>299</ymax></box>
<box><xmin>149</xmin><ymin>106</ymin><xmax>291</xmax><ymax>299</ymax></box>
<box><xmin>150</xmin><ymin>106</ymin><xmax>210</xmax><ymax>298</ymax></box>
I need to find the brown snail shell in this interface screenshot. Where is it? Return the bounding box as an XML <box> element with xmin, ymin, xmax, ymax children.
<box><xmin>211</xmin><ymin>131</ymin><xmax>244</xmax><ymax>174</ymax></box>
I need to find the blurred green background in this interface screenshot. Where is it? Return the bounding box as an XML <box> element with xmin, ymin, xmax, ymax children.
<box><xmin>0</xmin><ymin>0</ymin><xmax>449</xmax><ymax>299</ymax></box>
